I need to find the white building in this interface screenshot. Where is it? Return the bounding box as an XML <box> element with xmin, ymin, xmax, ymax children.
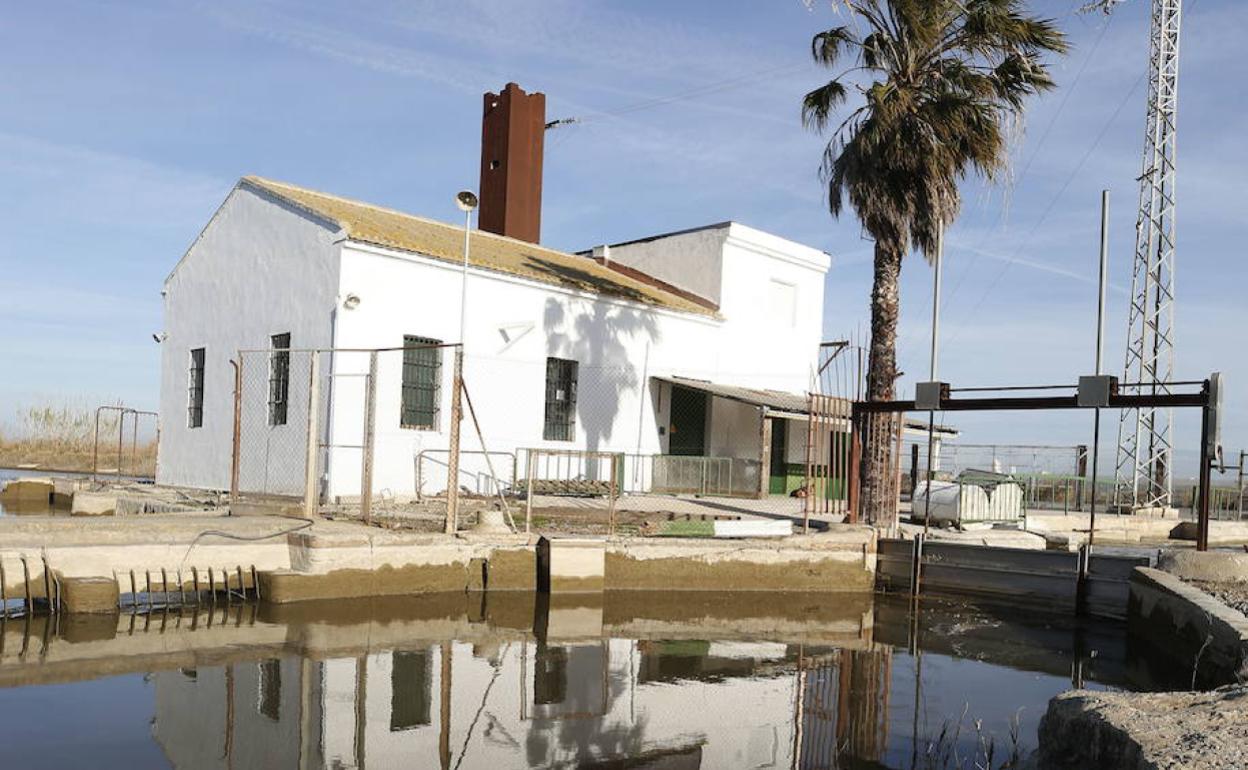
<box><xmin>156</xmin><ymin>175</ymin><xmax>832</xmax><ymax>501</ymax></box>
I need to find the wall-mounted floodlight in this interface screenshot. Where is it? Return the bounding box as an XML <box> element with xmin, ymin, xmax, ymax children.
<box><xmin>343</xmin><ymin>293</ymin><xmax>362</xmax><ymax>310</ymax></box>
<box><xmin>151</xmin><ymin>333</ymin><xmax>167</xmax><ymax>343</ymax></box>
<box><xmin>455</xmin><ymin>190</ymin><xmax>479</xmax><ymax>212</ymax></box>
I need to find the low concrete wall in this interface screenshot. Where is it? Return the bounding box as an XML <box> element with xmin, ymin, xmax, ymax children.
<box><xmin>604</xmin><ymin>528</ymin><xmax>876</xmax><ymax>592</ymax></box>
<box><xmin>1128</xmin><ymin>567</ymin><xmax>1248</xmax><ymax>687</ymax></box>
<box><xmin>261</xmin><ymin>531</ymin><xmax>537</xmax><ymax>603</ymax></box>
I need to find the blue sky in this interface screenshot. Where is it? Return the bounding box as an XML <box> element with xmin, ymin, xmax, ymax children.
<box><xmin>1</xmin><ymin>0</ymin><xmax>1244</xmax><ymax>475</ymax></box>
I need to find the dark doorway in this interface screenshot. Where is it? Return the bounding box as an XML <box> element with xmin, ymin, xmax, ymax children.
<box><xmin>668</xmin><ymin>387</ymin><xmax>707</xmax><ymax>456</ymax></box>
<box><xmin>768</xmin><ymin>418</ymin><xmax>789</xmax><ymax>494</ymax></box>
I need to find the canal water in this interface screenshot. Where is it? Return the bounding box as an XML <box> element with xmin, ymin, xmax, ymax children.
<box><xmin>0</xmin><ymin>591</ymin><xmax>1181</xmax><ymax>769</ymax></box>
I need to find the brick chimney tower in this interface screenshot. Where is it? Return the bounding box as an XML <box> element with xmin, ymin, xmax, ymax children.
<box><xmin>478</xmin><ymin>83</ymin><xmax>546</xmax><ymax>244</ymax></box>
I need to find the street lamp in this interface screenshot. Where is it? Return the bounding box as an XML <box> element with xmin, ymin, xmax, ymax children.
<box><xmin>455</xmin><ymin>190</ymin><xmax>479</xmax><ymax>344</ymax></box>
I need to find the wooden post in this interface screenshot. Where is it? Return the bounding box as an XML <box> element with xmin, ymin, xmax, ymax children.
<box><xmin>444</xmin><ymin>348</ymin><xmax>464</xmax><ymax>535</ymax></box>
<box><xmin>360</xmin><ymin>351</ymin><xmax>378</xmax><ymax>524</ymax></box>
<box><xmin>303</xmin><ymin>352</ymin><xmax>320</xmax><ymax>518</ymax></box>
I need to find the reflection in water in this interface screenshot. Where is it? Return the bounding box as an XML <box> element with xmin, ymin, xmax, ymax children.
<box><xmin>0</xmin><ymin>591</ymin><xmax>1174</xmax><ymax>769</ymax></box>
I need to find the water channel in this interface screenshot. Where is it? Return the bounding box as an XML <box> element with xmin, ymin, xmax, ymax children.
<box><xmin>0</xmin><ymin>588</ymin><xmax>1185</xmax><ymax>769</ymax></box>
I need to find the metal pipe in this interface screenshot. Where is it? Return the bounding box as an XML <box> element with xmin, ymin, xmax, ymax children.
<box><xmin>922</xmin><ymin>223</ymin><xmax>944</xmax><ymax>537</ymax></box>
<box><xmin>230</xmin><ymin>359</ymin><xmax>243</xmax><ymax>504</ymax></box>
<box><xmin>1088</xmin><ymin>190</ymin><xmax>1109</xmax><ymax>554</ymax></box>
<box><xmin>459</xmin><ymin>208</ymin><xmax>472</xmax><ymax>344</ymax></box>
<box><xmin>360</xmin><ymin>351</ymin><xmax>378</xmax><ymax>524</ymax></box>
<box><xmin>304</xmin><ymin>352</ymin><xmax>321</xmax><ymax>518</ymax></box>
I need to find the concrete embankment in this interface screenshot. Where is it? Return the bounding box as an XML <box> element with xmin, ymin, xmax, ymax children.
<box><xmin>261</xmin><ymin>526</ymin><xmax>876</xmax><ymax>602</ymax></box>
<box><xmin>0</xmin><ymin>514</ymin><xmax>876</xmax><ymax>612</ymax></box>
<box><xmin>1128</xmin><ymin>566</ymin><xmax>1248</xmax><ymax>687</ymax></box>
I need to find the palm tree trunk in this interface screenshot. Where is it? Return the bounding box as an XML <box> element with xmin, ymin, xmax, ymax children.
<box><xmin>860</xmin><ymin>241</ymin><xmax>902</xmax><ymax>525</ymax></box>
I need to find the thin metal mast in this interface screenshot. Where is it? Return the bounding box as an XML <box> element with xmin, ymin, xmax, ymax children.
<box><xmin>1115</xmin><ymin>0</ymin><xmax>1182</xmax><ymax>511</ymax></box>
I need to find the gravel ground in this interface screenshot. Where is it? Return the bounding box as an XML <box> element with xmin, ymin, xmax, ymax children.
<box><xmin>1190</xmin><ymin>580</ymin><xmax>1248</xmax><ymax>617</ymax></box>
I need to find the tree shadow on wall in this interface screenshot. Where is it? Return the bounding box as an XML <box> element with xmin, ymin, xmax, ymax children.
<box><xmin>540</xmin><ymin>283</ymin><xmax>661</xmax><ymax>474</ymax></box>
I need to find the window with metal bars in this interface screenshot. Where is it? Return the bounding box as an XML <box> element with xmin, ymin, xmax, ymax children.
<box><xmin>268</xmin><ymin>332</ymin><xmax>290</xmax><ymax>426</ymax></box>
<box><xmin>543</xmin><ymin>357</ymin><xmax>578</xmax><ymax>441</ymax></box>
<box><xmin>401</xmin><ymin>336</ymin><xmax>442</xmax><ymax>429</ymax></box>
<box><xmin>188</xmin><ymin>347</ymin><xmax>205</xmax><ymax>428</ymax></box>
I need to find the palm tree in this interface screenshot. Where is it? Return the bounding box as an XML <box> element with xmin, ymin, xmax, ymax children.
<box><xmin>802</xmin><ymin>0</ymin><xmax>1067</xmax><ymax>524</ymax></box>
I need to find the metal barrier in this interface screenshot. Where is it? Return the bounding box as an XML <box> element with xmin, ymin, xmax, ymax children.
<box><xmin>415</xmin><ymin>449</ymin><xmax>517</xmax><ymax>500</ymax></box>
<box><xmin>521</xmin><ymin>448</ymin><xmax>621</xmax><ymax>534</ymax></box>
<box><xmin>91</xmin><ymin>405</ymin><xmax>160</xmax><ymax>484</ymax></box>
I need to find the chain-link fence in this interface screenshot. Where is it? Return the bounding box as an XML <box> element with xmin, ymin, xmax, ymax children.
<box><xmin>229</xmin><ymin>342</ymin><xmax>879</xmax><ymax>535</ymax></box>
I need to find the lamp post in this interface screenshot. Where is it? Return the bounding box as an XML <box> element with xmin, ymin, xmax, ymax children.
<box><xmin>455</xmin><ymin>190</ymin><xmax>479</xmax><ymax>344</ymax></box>
<box><xmin>445</xmin><ymin>190</ymin><xmax>478</xmax><ymax>535</ymax></box>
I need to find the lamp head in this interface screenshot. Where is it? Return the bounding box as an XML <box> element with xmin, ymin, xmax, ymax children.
<box><xmin>455</xmin><ymin>190</ymin><xmax>479</xmax><ymax>212</ymax></box>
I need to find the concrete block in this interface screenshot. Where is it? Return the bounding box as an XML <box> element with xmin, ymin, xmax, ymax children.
<box><xmin>71</xmin><ymin>491</ymin><xmax>116</xmax><ymax>517</ymax></box>
<box><xmin>0</xmin><ymin>477</ymin><xmax>54</xmax><ymax>504</ymax></box>
<box><xmin>61</xmin><ymin>576</ymin><xmax>120</xmax><ymax>614</ymax></box>
<box><xmin>1131</xmin><ymin>506</ymin><xmax>1179</xmax><ymax>519</ymax></box>
<box><xmin>537</xmin><ymin>537</ymin><xmax>606</xmax><ymax>593</ymax></box>
<box><xmin>1158</xmin><ymin>550</ymin><xmax>1248</xmax><ymax>583</ymax></box>
<box><xmin>472</xmin><ymin>508</ymin><xmax>511</xmax><ymax>535</ymax></box>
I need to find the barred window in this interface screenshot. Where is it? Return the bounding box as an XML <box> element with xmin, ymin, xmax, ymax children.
<box><xmin>188</xmin><ymin>348</ymin><xmax>205</xmax><ymax>429</ymax></box>
<box><xmin>543</xmin><ymin>357</ymin><xmax>578</xmax><ymax>441</ymax></box>
<box><xmin>401</xmin><ymin>336</ymin><xmax>442</xmax><ymax>429</ymax></box>
<box><xmin>268</xmin><ymin>333</ymin><xmax>290</xmax><ymax>426</ymax></box>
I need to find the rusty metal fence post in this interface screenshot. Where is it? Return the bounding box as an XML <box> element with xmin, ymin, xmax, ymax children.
<box><xmin>444</xmin><ymin>346</ymin><xmax>464</xmax><ymax>534</ymax></box>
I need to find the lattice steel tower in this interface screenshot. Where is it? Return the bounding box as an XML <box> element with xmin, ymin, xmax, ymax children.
<box><xmin>1114</xmin><ymin>0</ymin><xmax>1183</xmax><ymax>511</ymax></box>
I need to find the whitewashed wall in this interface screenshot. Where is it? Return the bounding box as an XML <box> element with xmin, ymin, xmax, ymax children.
<box><xmin>157</xmin><ymin>185</ymin><xmax>339</xmax><ymax>490</ymax></box>
<box><xmin>327</xmin><ymin>232</ymin><xmax>825</xmax><ymax>498</ymax></box>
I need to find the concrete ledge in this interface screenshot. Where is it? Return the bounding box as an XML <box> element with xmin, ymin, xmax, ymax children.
<box><xmin>537</xmin><ymin>537</ymin><xmax>606</xmax><ymax>593</ymax></box>
<box><xmin>1129</xmin><ymin>566</ymin><xmax>1248</xmax><ymax>686</ymax></box>
<box><xmin>605</xmin><ymin>528</ymin><xmax>876</xmax><ymax>592</ymax></box>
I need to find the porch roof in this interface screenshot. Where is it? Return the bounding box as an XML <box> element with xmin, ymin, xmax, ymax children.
<box><xmin>653</xmin><ymin>376</ymin><xmax>958</xmax><ymax>437</ymax></box>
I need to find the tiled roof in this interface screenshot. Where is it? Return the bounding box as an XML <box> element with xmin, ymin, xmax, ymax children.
<box><xmin>242</xmin><ymin>176</ymin><xmax>716</xmax><ymax>317</ymax></box>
